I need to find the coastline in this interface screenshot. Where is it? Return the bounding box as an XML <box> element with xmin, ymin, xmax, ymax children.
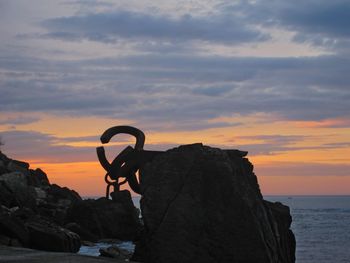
<box><xmin>0</xmin><ymin>245</ymin><xmax>138</xmax><ymax>263</ymax></box>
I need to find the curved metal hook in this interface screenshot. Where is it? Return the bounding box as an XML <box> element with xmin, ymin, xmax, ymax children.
<box><xmin>100</xmin><ymin>125</ymin><xmax>145</xmax><ymax>150</ymax></box>
<box><xmin>96</xmin><ymin>126</ymin><xmax>146</xmax><ymax>197</ymax></box>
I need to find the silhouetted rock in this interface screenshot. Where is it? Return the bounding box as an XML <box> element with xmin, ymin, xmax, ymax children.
<box><xmin>0</xmin><ymin>172</ymin><xmax>37</xmax><ymax>209</ymax></box>
<box><xmin>99</xmin><ymin>245</ymin><xmax>132</xmax><ymax>260</ymax></box>
<box><xmin>0</xmin><ymin>152</ymin><xmax>82</xmax><ymax>252</ymax></box>
<box><xmin>26</xmin><ymin>218</ymin><xmax>81</xmax><ymax>253</ymax></box>
<box><xmin>132</xmin><ymin>143</ymin><xmax>295</xmax><ymax>263</ymax></box>
<box><xmin>66</xmin><ymin>191</ymin><xmax>141</xmax><ymax>241</ymax></box>
<box><xmin>28</xmin><ymin>168</ymin><xmax>50</xmax><ymax>186</ymax></box>
<box><xmin>0</xmin><ymin>206</ymin><xmax>29</xmax><ymax>247</ymax></box>
<box><xmin>0</xmin><ymin>205</ymin><xmax>81</xmax><ymax>253</ymax></box>
<box><xmin>65</xmin><ymin>222</ymin><xmax>98</xmax><ymax>242</ymax></box>
<box><xmin>264</xmin><ymin>200</ymin><xmax>296</xmax><ymax>263</ymax></box>
<box><xmin>0</xmin><ymin>153</ymin><xmax>82</xmax><ymax>224</ymax></box>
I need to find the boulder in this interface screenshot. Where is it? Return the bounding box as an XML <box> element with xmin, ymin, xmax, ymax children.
<box><xmin>7</xmin><ymin>160</ymin><xmax>30</xmax><ymax>175</ymax></box>
<box><xmin>26</xmin><ymin>218</ymin><xmax>81</xmax><ymax>253</ymax></box>
<box><xmin>0</xmin><ymin>172</ymin><xmax>37</xmax><ymax>209</ymax></box>
<box><xmin>0</xmin><ymin>152</ymin><xmax>83</xmax><ymax>253</ymax></box>
<box><xmin>37</xmin><ymin>184</ymin><xmax>82</xmax><ymax>224</ymax></box>
<box><xmin>65</xmin><ymin>222</ymin><xmax>98</xmax><ymax>242</ymax></box>
<box><xmin>264</xmin><ymin>201</ymin><xmax>296</xmax><ymax>263</ymax></box>
<box><xmin>0</xmin><ymin>206</ymin><xmax>81</xmax><ymax>253</ymax></box>
<box><xmin>132</xmin><ymin>144</ymin><xmax>295</xmax><ymax>263</ymax></box>
<box><xmin>0</xmin><ymin>206</ymin><xmax>29</xmax><ymax>247</ymax></box>
<box><xmin>99</xmin><ymin>245</ymin><xmax>132</xmax><ymax>260</ymax></box>
<box><xmin>0</xmin><ymin>160</ymin><xmax>7</xmax><ymax>175</ymax></box>
<box><xmin>65</xmin><ymin>191</ymin><xmax>141</xmax><ymax>241</ymax></box>
<box><xmin>28</xmin><ymin>168</ymin><xmax>50</xmax><ymax>187</ymax></box>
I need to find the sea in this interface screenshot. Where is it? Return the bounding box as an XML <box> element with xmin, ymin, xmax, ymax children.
<box><xmin>79</xmin><ymin>195</ymin><xmax>350</xmax><ymax>263</ymax></box>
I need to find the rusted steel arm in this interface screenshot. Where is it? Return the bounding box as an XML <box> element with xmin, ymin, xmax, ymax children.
<box><xmin>96</xmin><ymin>125</ymin><xmax>163</xmax><ymax>197</ymax></box>
<box><xmin>100</xmin><ymin>125</ymin><xmax>145</xmax><ymax>150</ymax></box>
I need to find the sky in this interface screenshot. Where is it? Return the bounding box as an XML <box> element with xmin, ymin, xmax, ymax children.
<box><xmin>0</xmin><ymin>0</ymin><xmax>349</xmax><ymax>196</ymax></box>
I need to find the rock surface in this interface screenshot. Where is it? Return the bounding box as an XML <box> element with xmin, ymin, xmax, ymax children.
<box><xmin>0</xmin><ymin>151</ymin><xmax>140</xmax><ymax>253</ymax></box>
<box><xmin>132</xmin><ymin>143</ymin><xmax>295</xmax><ymax>263</ymax></box>
<box><xmin>65</xmin><ymin>191</ymin><xmax>141</xmax><ymax>241</ymax></box>
<box><xmin>99</xmin><ymin>245</ymin><xmax>132</xmax><ymax>260</ymax></box>
<box><xmin>0</xmin><ymin>245</ymin><xmax>138</xmax><ymax>263</ymax></box>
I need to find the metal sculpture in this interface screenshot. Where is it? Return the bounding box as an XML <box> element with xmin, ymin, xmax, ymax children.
<box><xmin>96</xmin><ymin>126</ymin><xmax>163</xmax><ymax>198</ymax></box>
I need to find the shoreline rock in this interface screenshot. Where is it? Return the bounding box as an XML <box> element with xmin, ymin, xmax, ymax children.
<box><xmin>132</xmin><ymin>143</ymin><xmax>295</xmax><ymax>263</ymax></box>
<box><xmin>0</xmin><ymin>151</ymin><xmax>140</xmax><ymax>253</ymax></box>
<box><xmin>0</xmin><ymin>245</ymin><xmax>139</xmax><ymax>263</ymax></box>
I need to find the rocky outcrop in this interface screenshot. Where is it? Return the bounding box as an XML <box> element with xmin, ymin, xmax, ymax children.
<box><xmin>0</xmin><ymin>151</ymin><xmax>141</xmax><ymax>253</ymax></box>
<box><xmin>0</xmin><ymin>206</ymin><xmax>80</xmax><ymax>252</ymax></box>
<box><xmin>99</xmin><ymin>245</ymin><xmax>133</xmax><ymax>260</ymax></box>
<box><xmin>132</xmin><ymin>143</ymin><xmax>295</xmax><ymax>263</ymax></box>
<box><xmin>0</xmin><ymin>152</ymin><xmax>82</xmax><ymax>252</ymax></box>
<box><xmin>65</xmin><ymin>191</ymin><xmax>142</xmax><ymax>241</ymax></box>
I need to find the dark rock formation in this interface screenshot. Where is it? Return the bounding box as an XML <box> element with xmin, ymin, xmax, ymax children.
<box><xmin>0</xmin><ymin>152</ymin><xmax>83</xmax><ymax>252</ymax></box>
<box><xmin>0</xmin><ymin>206</ymin><xmax>80</xmax><ymax>252</ymax></box>
<box><xmin>65</xmin><ymin>191</ymin><xmax>141</xmax><ymax>241</ymax></box>
<box><xmin>26</xmin><ymin>217</ymin><xmax>80</xmax><ymax>252</ymax></box>
<box><xmin>99</xmin><ymin>245</ymin><xmax>132</xmax><ymax>260</ymax></box>
<box><xmin>132</xmin><ymin>143</ymin><xmax>295</xmax><ymax>263</ymax></box>
<box><xmin>0</xmin><ymin>151</ymin><xmax>141</xmax><ymax>252</ymax></box>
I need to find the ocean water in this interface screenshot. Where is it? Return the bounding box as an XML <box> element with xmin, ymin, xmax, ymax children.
<box><xmin>79</xmin><ymin>196</ymin><xmax>350</xmax><ymax>263</ymax></box>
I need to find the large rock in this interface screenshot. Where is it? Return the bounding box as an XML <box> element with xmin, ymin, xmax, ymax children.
<box><xmin>0</xmin><ymin>206</ymin><xmax>80</xmax><ymax>252</ymax></box>
<box><xmin>0</xmin><ymin>206</ymin><xmax>29</xmax><ymax>247</ymax></box>
<box><xmin>0</xmin><ymin>172</ymin><xmax>37</xmax><ymax>209</ymax></box>
<box><xmin>132</xmin><ymin>143</ymin><xmax>295</xmax><ymax>263</ymax></box>
<box><xmin>65</xmin><ymin>191</ymin><xmax>142</xmax><ymax>241</ymax></box>
<box><xmin>0</xmin><ymin>152</ymin><xmax>82</xmax><ymax>252</ymax></box>
<box><xmin>26</xmin><ymin>218</ymin><xmax>80</xmax><ymax>253</ymax></box>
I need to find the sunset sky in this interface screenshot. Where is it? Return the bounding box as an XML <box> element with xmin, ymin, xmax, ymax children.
<box><xmin>0</xmin><ymin>0</ymin><xmax>349</xmax><ymax>196</ymax></box>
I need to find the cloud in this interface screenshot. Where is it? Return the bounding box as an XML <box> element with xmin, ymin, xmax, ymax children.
<box><xmin>222</xmin><ymin>134</ymin><xmax>350</xmax><ymax>156</ymax></box>
<box><xmin>1</xmin><ymin>1</ymin><xmax>350</xmax><ymax>132</ymax></box>
<box><xmin>0</xmin><ymin>116</ymin><xmax>40</xmax><ymax>125</ymax></box>
<box><xmin>0</xmin><ymin>130</ymin><xmax>97</xmax><ymax>163</ymax></box>
<box><xmin>0</xmin><ymin>130</ymin><xmax>182</xmax><ymax>163</ymax></box>
<box><xmin>40</xmin><ymin>10</ymin><xmax>268</xmax><ymax>44</ymax></box>
<box><xmin>1</xmin><ymin>53</ymin><xmax>349</xmax><ymax>129</ymax></box>
<box><xmin>255</xmin><ymin>162</ymin><xmax>350</xmax><ymax>177</ymax></box>
<box><xmin>235</xmin><ymin>0</ymin><xmax>350</xmax><ymax>52</ymax></box>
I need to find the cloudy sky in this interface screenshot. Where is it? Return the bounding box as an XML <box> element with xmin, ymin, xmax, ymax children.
<box><xmin>0</xmin><ymin>0</ymin><xmax>349</xmax><ymax>196</ymax></box>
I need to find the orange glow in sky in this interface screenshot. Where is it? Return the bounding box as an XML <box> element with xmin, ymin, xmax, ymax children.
<box><xmin>1</xmin><ymin>113</ymin><xmax>349</xmax><ymax>197</ymax></box>
<box><xmin>1</xmin><ymin>1</ymin><xmax>350</xmax><ymax>197</ymax></box>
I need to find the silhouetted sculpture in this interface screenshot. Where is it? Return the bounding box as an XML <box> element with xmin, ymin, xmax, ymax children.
<box><xmin>96</xmin><ymin>126</ymin><xmax>162</xmax><ymax>197</ymax></box>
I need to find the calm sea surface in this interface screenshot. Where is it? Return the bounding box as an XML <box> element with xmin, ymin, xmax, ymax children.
<box><xmin>80</xmin><ymin>196</ymin><xmax>350</xmax><ymax>263</ymax></box>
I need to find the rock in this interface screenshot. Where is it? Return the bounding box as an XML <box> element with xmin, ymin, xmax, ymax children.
<box><xmin>0</xmin><ymin>234</ymin><xmax>11</xmax><ymax>246</ymax></box>
<box><xmin>26</xmin><ymin>218</ymin><xmax>81</xmax><ymax>253</ymax></box>
<box><xmin>36</xmin><ymin>184</ymin><xmax>82</xmax><ymax>225</ymax></box>
<box><xmin>0</xmin><ymin>245</ymin><xmax>136</xmax><ymax>263</ymax></box>
<box><xmin>47</xmin><ymin>184</ymin><xmax>81</xmax><ymax>204</ymax></box>
<box><xmin>0</xmin><ymin>206</ymin><xmax>29</xmax><ymax>247</ymax></box>
<box><xmin>28</xmin><ymin>168</ymin><xmax>50</xmax><ymax>187</ymax></box>
<box><xmin>99</xmin><ymin>245</ymin><xmax>132</xmax><ymax>260</ymax></box>
<box><xmin>0</xmin><ymin>152</ymin><xmax>11</xmax><ymax>166</ymax></box>
<box><xmin>0</xmin><ymin>172</ymin><xmax>37</xmax><ymax>209</ymax></box>
<box><xmin>0</xmin><ymin>181</ymin><xmax>16</xmax><ymax>208</ymax></box>
<box><xmin>81</xmin><ymin>240</ymin><xmax>96</xmax><ymax>246</ymax></box>
<box><xmin>0</xmin><ymin>152</ymin><xmax>85</xmax><ymax>253</ymax></box>
<box><xmin>65</xmin><ymin>192</ymin><xmax>141</xmax><ymax>241</ymax></box>
<box><xmin>7</xmin><ymin>160</ymin><xmax>30</xmax><ymax>174</ymax></box>
<box><xmin>0</xmin><ymin>160</ymin><xmax>7</xmax><ymax>175</ymax></box>
<box><xmin>0</xmin><ymin>205</ymin><xmax>81</xmax><ymax>253</ymax></box>
<box><xmin>264</xmin><ymin>201</ymin><xmax>296</xmax><ymax>263</ymax></box>
<box><xmin>65</xmin><ymin>222</ymin><xmax>98</xmax><ymax>242</ymax></box>
<box><xmin>132</xmin><ymin>144</ymin><xmax>295</xmax><ymax>263</ymax></box>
